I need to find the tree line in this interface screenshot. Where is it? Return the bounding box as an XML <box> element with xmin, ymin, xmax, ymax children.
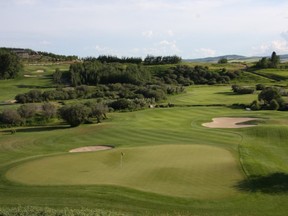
<box><xmin>83</xmin><ymin>55</ymin><xmax>182</xmax><ymax>65</ymax></box>
<box><xmin>143</xmin><ymin>55</ymin><xmax>182</xmax><ymax>65</ymax></box>
<box><xmin>38</xmin><ymin>51</ymin><xmax>78</xmax><ymax>62</ymax></box>
<box><xmin>0</xmin><ymin>103</ymin><xmax>57</xmax><ymax>127</ymax></box>
<box><xmin>255</xmin><ymin>51</ymin><xmax>280</xmax><ymax>69</ymax></box>
<box><xmin>156</xmin><ymin>65</ymin><xmax>238</xmax><ymax>86</ymax></box>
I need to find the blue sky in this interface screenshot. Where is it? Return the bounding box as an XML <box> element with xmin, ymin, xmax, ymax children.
<box><xmin>1</xmin><ymin>0</ymin><xmax>288</xmax><ymax>58</ymax></box>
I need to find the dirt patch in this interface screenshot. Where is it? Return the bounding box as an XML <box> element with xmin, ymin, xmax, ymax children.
<box><xmin>69</xmin><ymin>145</ymin><xmax>113</xmax><ymax>153</ymax></box>
<box><xmin>202</xmin><ymin>117</ymin><xmax>259</xmax><ymax>128</ymax></box>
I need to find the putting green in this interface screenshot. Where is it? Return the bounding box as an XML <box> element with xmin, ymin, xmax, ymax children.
<box><xmin>6</xmin><ymin>145</ymin><xmax>243</xmax><ymax>199</ymax></box>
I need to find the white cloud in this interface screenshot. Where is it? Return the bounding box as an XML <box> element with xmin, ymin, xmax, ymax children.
<box><xmin>194</xmin><ymin>48</ymin><xmax>217</xmax><ymax>57</ymax></box>
<box><xmin>167</xmin><ymin>30</ymin><xmax>174</xmax><ymax>37</ymax></box>
<box><xmin>252</xmin><ymin>40</ymin><xmax>288</xmax><ymax>56</ymax></box>
<box><xmin>281</xmin><ymin>31</ymin><xmax>288</xmax><ymax>41</ymax></box>
<box><xmin>159</xmin><ymin>40</ymin><xmax>181</xmax><ymax>53</ymax></box>
<box><xmin>139</xmin><ymin>40</ymin><xmax>181</xmax><ymax>56</ymax></box>
<box><xmin>95</xmin><ymin>45</ymin><xmax>118</xmax><ymax>55</ymax></box>
<box><xmin>39</xmin><ymin>40</ymin><xmax>51</xmax><ymax>46</ymax></box>
<box><xmin>142</xmin><ymin>30</ymin><xmax>154</xmax><ymax>39</ymax></box>
<box><xmin>13</xmin><ymin>0</ymin><xmax>37</xmax><ymax>5</ymax></box>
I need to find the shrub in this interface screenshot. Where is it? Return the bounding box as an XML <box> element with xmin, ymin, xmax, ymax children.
<box><xmin>250</xmin><ymin>100</ymin><xmax>261</xmax><ymax>110</ymax></box>
<box><xmin>256</xmin><ymin>84</ymin><xmax>265</xmax><ymax>91</ymax></box>
<box><xmin>0</xmin><ymin>109</ymin><xmax>22</xmax><ymax>126</ymax></box>
<box><xmin>269</xmin><ymin>99</ymin><xmax>280</xmax><ymax>110</ymax></box>
<box><xmin>58</xmin><ymin>104</ymin><xmax>91</xmax><ymax>127</ymax></box>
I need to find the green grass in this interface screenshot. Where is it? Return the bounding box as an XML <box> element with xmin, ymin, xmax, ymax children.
<box><xmin>6</xmin><ymin>144</ymin><xmax>243</xmax><ymax>199</ymax></box>
<box><xmin>0</xmin><ymin>63</ymin><xmax>69</xmax><ymax>102</ymax></box>
<box><xmin>253</xmin><ymin>68</ymin><xmax>288</xmax><ymax>82</ymax></box>
<box><xmin>1</xmin><ymin>107</ymin><xmax>288</xmax><ymax>215</ymax></box>
<box><xmin>0</xmin><ymin>63</ymin><xmax>288</xmax><ymax>215</ymax></box>
<box><xmin>169</xmin><ymin>85</ymin><xmax>257</xmax><ymax>105</ymax></box>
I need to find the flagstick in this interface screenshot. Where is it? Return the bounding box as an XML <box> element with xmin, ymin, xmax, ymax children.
<box><xmin>120</xmin><ymin>153</ymin><xmax>123</xmax><ymax>168</ymax></box>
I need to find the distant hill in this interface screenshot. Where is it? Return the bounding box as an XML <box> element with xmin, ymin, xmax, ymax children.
<box><xmin>0</xmin><ymin>47</ymin><xmax>78</xmax><ymax>62</ymax></box>
<box><xmin>184</xmin><ymin>54</ymin><xmax>288</xmax><ymax>63</ymax></box>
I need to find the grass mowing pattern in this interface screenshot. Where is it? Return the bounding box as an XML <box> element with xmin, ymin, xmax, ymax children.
<box><xmin>1</xmin><ymin>73</ymin><xmax>288</xmax><ymax>215</ymax></box>
<box><xmin>6</xmin><ymin>145</ymin><xmax>243</xmax><ymax>199</ymax></box>
<box><xmin>169</xmin><ymin>85</ymin><xmax>256</xmax><ymax>106</ymax></box>
<box><xmin>254</xmin><ymin>68</ymin><xmax>288</xmax><ymax>81</ymax></box>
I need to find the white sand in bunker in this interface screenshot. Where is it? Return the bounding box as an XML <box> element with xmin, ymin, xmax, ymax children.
<box><xmin>202</xmin><ymin>117</ymin><xmax>259</xmax><ymax>128</ymax></box>
<box><xmin>69</xmin><ymin>146</ymin><xmax>113</xmax><ymax>153</ymax></box>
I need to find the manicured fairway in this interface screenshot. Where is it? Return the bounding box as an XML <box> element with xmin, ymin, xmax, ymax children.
<box><xmin>6</xmin><ymin>145</ymin><xmax>243</xmax><ymax>199</ymax></box>
<box><xmin>169</xmin><ymin>85</ymin><xmax>256</xmax><ymax>105</ymax></box>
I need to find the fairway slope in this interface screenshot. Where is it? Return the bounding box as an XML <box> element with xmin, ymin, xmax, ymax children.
<box><xmin>6</xmin><ymin>145</ymin><xmax>243</xmax><ymax>199</ymax></box>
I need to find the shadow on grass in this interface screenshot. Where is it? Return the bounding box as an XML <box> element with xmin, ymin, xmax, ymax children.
<box><xmin>214</xmin><ymin>91</ymin><xmax>236</xmax><ymax>96</ymax></box>
<box><xmin>16</xmin><ymin>84</ymin><xmax>51</xmax><ymax>89</ymax></box>
<box><xmin>236</xmin><ymin>173</ymin><xmax>288</xmax><ymax>194</ymax></box>
<box><xmin>3</xmin><ymin>125</ymin><xmax>70</xmax><ymax>134</ymax></box>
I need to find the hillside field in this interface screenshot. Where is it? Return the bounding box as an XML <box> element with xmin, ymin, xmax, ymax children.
<box><xmin>0</xmin><ymin>63</ymin><xmax>287</xmax><ymax>215</ymax></box>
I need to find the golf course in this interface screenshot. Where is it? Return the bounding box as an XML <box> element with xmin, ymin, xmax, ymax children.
<box><xmin>0</xmin><ymin>60</ymin><xmax>288</xmax><ymax>215</ymax></box>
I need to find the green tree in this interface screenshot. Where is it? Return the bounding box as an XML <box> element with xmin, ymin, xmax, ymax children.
<box><xmin>270</xmin><ymin>51</ymin><xmax>280</xmax><ymax>68</ymax></box>
<box><xmin>218</xmin><ymin>58</ymin><xmax>228</xmax><ymax>64</ymax></box>
<box><xmin>256</xmin><ymin>84</ymin><xmax>265</xmax><ymax>91</ymax></box>
<box><xmin>85</xmin><ymin>101</ymin><xmax>108</xmax><ymax>123</ymax></box>
<box><xmin>53</xmin><ymin>68</ymin><xmax>62</xmax><ymax>84</ymax></box>
<box><xmin>258</xmin><ymin>87</ymin><xmax>282</xmax><ymax>104</ymax></box>
<box><xmin>0</xmin><ymin>49</ymin><xmax>23</xmax><ymax>79</ymax></box>
<box><xmin>58</xmin><ymin>104</ymin><xmax>91</xmax><ymax>127</ymax></box>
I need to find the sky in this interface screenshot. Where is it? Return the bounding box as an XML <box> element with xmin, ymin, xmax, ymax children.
<box><xmin>0</xmin><ymin>0</ymin><xmax>288</xmax><ymax>58</ymax></box>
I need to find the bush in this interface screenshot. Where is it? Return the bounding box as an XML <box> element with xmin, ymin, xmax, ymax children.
<box><xmin>0</xmin><ymin>109</ymin><xmax>22</xmax><ymax>126</ymax></box>
<box><xmin>250</xmin><ymin>100</ymin><xmax>261</xmax><ymax>110</ymax></box>
<box><xmin>109</xmin><ymin>99</ymin><xmax>133</xmax><ymax>110</ymax></box>
<box><xmin>42</xmin><ymin>102</ymin><xmax>57</xmax><ymax>120</ymax></box>
<box><xmin>218</xmin><ymin>58</ymin><xmax>228</xmax><ymax>64</ymax></box>
<box><xmin>58</xmin><ymin>104</ymin><xmax>91</xmax><ymax>127</ymax></box>
<box><xmin>256</xmin><ymin>84</ymin><xmax>265</xmax><ymax>91</ymax></box>
<box><xmin>270</xmin><ymin>99</ymin><xmax>280</xmax><ymax>110</ymax></box>
<box><xmin>232</xmin><ymin>85</ymin><xmax>255</xmax><ymax>94</ymax></box>
<box><xmin>17</xmin><ymin>104</ymin><xmax>37</xmax><ymax>118</ymax></box>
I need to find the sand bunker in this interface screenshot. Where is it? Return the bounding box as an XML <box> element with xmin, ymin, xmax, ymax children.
<box><xmin>202</xmin><ymin>117</ymin><xmax>259</xmax><ymax>128</ymax></box>
<box><xmin>69</xmin><ymin>145</ymin><xmax>113</xmax><ymax>153</ymax></box>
